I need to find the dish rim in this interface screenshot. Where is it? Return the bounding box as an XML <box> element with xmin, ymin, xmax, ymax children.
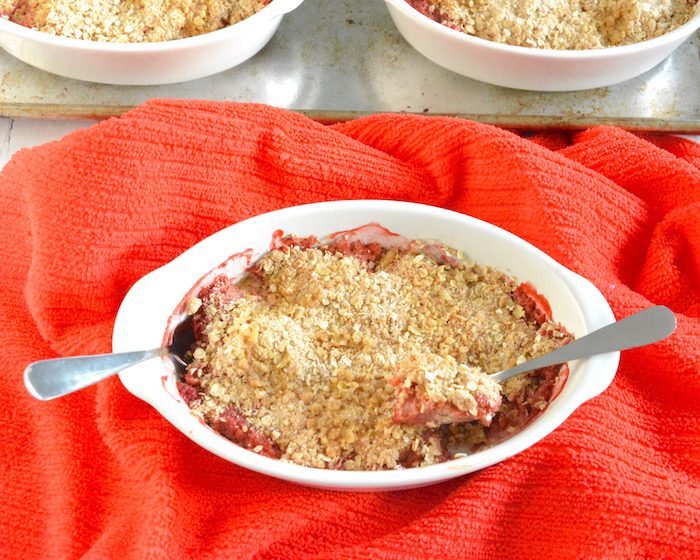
<box><xmin>113</xmin><ymin>200</ymin><xmax>619</xmax><ymax>490</ymax></box>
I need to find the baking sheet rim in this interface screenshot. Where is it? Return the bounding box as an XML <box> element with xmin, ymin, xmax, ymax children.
<box><xmin>1</xmin><ymin>103</ymin><xmax>699</xmax><ymax>133</ymax></box>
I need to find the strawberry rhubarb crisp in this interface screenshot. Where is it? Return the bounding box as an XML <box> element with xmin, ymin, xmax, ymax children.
<box><xmin>407</xmin><ymin>1</ymin><xmax>698</xmax><ymax>49</ymax></box>
<box><xmin>1</xmin><ymin>0</ymin><xmax>270</xmax><ymax>42</ymax></box>
<box><xmin>175</xmin><ymin>226</ymin><xmax>573</xmax><ymax>470</ymax></box>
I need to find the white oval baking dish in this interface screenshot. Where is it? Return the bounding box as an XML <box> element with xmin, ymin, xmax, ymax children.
<box><xmin>0</xmin><ymin>0</ymin><xmax>304</xmax><ymax>85</ymax></box>
<box><xmin>113</xmin><ymin>200</ymin><xmax>618</xmax><ymax>491</ymax></box>
<box><xmin>383</xmin><ymin>0</ymin><xmax>700</xmax><ymax>91</ymax></box>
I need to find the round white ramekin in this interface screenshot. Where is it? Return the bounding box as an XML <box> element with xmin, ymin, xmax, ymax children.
<box><xmin>0</xmin><ymin>0</ymin><xmax>304</xmax><ymax>85</ymax></box>
<box><xmin>384</xmin><ymin>0</ymin><xmax>700</xmax><ymax>91</ymax></box>
<box><xmin>113</xmin><ymin>200</ymin><xmax>618</xmax><ymax>491</ymax></box>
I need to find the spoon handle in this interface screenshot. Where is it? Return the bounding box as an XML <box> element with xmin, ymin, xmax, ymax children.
<box><xmin>24</xmin><ymin>349</ymin><xmax>162</xmax><ymax>401</ymax></box>
<box><xmin>491</xmin><ymin>306</ymin><xmax>676</xmax><ymax>382</ymax></box>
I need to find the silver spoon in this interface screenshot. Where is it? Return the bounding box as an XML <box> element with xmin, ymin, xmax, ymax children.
<box><xmin>24</xmin><ymin>316</ymin><xmax>194</xmax><ymax>401</ymax></box>
<box><xmin>490</xmin><ymin>305</ymin><xmax>676</xmax><ymax>381</ymax></box>
<box><xmin>24</xmin><ymin>306</ymin><xmax>675</xmax><ymax>401</ymax></box>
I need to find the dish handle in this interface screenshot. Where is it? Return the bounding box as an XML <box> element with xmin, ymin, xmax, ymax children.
<box><xmin>560</xmin><ymin>269</ymin><xmax>620</xmax><ymax>402</ymax></box>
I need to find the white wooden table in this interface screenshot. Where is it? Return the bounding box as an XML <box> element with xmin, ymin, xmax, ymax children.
<box><xmin>1</xmin><ymin>117</ymin><xmax>698</xmax><ymax>170</ymax></box>
<box><xmin>0</xmin><ymin>117</ymin><xmax>93</xmax><ymax>168</ymax></box>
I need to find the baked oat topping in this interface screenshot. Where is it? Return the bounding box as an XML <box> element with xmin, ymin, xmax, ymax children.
<box><xmin>177</xmin><ymin>231</ymin><xmax>573</xmax><ymax>470</ymax></box>
<box><xmin>3</xmin><ymin>0</ymin><xmax>270</xmax><ymax>42</ymax></box>
<box><xmin>407</xmin><ymin>0</ymin><xmax>698</xmax><ymax>49</ymax></box>
<box><xmin>392</xmin><ymin>353</ymin><xmax>502</xmax><ymax>427</ymax></box>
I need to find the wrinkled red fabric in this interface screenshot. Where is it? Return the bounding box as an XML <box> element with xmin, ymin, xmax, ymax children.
<box><xmin>1</xmin><ymin>100</ymin><xmax>698</xmax><ymax>560</ymax></box>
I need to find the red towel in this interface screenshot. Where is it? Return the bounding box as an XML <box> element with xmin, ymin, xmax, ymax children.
<box><xmin>1</xmin><ymin>100</ymin><xmax>698</xmax><ymax>559</ymax></box>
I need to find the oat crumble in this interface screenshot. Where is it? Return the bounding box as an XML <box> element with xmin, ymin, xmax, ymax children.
<box><xmin>407</xmin><ymin>0</ymin><xmax>699</xmax><ymax>49</ymax></box>
<box><xmin>393</xmin><ymin>353</ymin><xmax>503</xmax><ymax>427</ymax></box>
<box><xmin>177</xmin><ymin>230</ymin><xmax>573</xmax><ymax>470</ymax></box>
<box><xmin>3</xmin><ymin>0</ymin><xmax>270</xmax><ymax>42</ymax></box>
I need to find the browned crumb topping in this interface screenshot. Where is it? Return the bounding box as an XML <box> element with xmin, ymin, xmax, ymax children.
<box><xmin>409</xmin><ymin>0</ymin><xmax>698</xmax><ymax>49</ymax></box>
<box><xmin>184</xmin><ymin>240</ymin><xmax>571</xmax><ymax>470</ymax></box>
<box><xmin>3</xmin><ymin>0</ymin><xmax>269</xmax><ymax>42</ymax></box>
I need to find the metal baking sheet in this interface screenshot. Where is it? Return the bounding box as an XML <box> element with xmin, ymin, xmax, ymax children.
<box><xmin>0</xmin><ymin>0</ymin><xmax>698</xmax><ymax>130</ymax></box>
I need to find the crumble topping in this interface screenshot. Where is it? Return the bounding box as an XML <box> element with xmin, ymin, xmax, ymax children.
<box><xmin>407</xmin><ymin>0</ymin><xmax>698</xmax><ymax>49</ymax></box>
<box><xmin>179</xmin><ymin>234</ymin><xmax>573</xmax><ymax>471</ymax></box>
<box><xmin>393</xmin><ymin>353</ymin><xmax>502</xmax><ymax>427</ymax></box>
<box><xmin>3</xmin><ymin>0</ymin><xmax>270</xmax><ymax>42</ymax></box>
